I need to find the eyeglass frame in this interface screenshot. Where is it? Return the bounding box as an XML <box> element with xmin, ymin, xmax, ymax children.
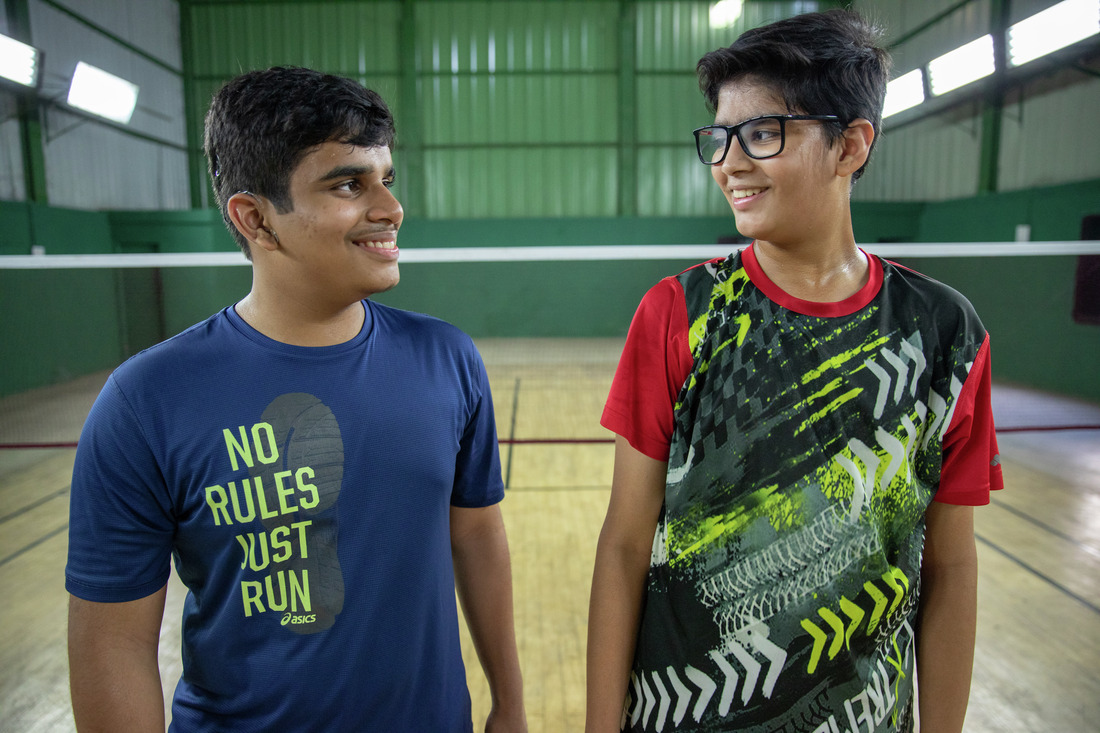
<box><xmin>693</xmin><ymin>114</ymin><xmax>841</xmax><ymax>165</ymax></box>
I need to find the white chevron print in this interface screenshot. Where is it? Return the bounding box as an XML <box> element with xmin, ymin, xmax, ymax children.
<box><xmin>633</xmin><ymin>622</ymin><xmax>789</xmax><ymax>729</ymax></box>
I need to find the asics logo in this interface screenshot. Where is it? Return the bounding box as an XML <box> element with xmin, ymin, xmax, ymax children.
<box><xmin>281</xmin><ymin>612</ymin><xmax>317</xmax><ymax>626</ymax></box>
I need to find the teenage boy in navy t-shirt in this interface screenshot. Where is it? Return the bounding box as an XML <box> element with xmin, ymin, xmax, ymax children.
<box><xmin>67</xmin><ymin>67</ymin><xmax>526</xmax><ymax>732</ymax></box>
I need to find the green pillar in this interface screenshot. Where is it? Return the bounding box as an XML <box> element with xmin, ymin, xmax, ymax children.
<box><xmin>6</xmin><ymin>0</ymin><xmax>48</xmax><ymax>203</ymax></box>
<box><xmin>978</xmin><ymin>0</ymin><xmax>1009</xmax><ymax>194</ymax></box>
<box><xmin>398</xmin><ymin>0</ymin><xmax>426</xmax><ymax>217</ymax></box>
<box><xmin>179</xmin><ymin>0</ymin><xmax>208</xmax><ymax>209</ymax></box>
<box><xmin>617</xmin><ymin>0</ymin><xmax>637</xmax><ymax>216</ymax></box>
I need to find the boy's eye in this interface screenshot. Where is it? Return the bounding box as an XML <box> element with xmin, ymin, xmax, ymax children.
<box><xmin>334</xmin><ymin>179</ymin><xmax>361</xmax><ymax>192</ymax></box>
<box><xmin>747</xmin><ymin>125</ymin><xmax>781</xmax><ymax>142</ymax></box>
<box><xmin>383</xmin><ymin>177</ymin><xmax>396</xmax><ymax>189</ymax></box>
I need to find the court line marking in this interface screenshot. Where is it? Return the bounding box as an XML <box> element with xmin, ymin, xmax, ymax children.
<box><xmin>501</xmin><ymin>438</ymin><xmax>612</xmax><ymax>445</ymax></box>
<box><xmin>0</xmin><ymin>523</ymin><xmax>68</xmax><ymax>569</ymax></box>
<box><xmin>0</xmin><ymin>486</ymin><xmax>70</xmax><ymax>526</ymax></box>
<box><xmin>503</xmin><ymin>484</ymin><xmax>611</xmax><ymax>493</ymax></box>
<box><xmin>989</xmin><ymin>498</ymin><xmax>1100</xmax><ymax>562</ymax></box>
<box><xmin>997</xmin><ymin>425</ymin><xmax>1100</xmax><ymax>433</ymax></box>
<box><xmin>503</xmin><ymin>378</ymin><xmax>521</xmax><ymax>490</ymax></box>
<box><xmin>975</xmin><ymin>533</ymin><xmax>1100</xmax><ymax>616</ymax></box>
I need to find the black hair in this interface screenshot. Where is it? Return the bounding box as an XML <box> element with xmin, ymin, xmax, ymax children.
<box><xmin>203</xmin><ymin>66</ymin><xmax>396</xmax><ymax>257</ymax></box>
<box><xmin>697</xmin><ymin>9</ymin><xmax>890</xmax><ymax>181</ymax></box>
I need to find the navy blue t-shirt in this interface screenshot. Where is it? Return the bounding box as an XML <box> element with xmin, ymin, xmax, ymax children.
<box><xmin>66</xmin><ymin>300</ymin><xmax>504</xmax><ymax>731</ymax></box>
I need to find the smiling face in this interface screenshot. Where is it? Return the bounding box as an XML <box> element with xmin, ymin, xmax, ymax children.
<box><xmin>264</xmin><ymin>141</ymin><xmax>404</xmax><ymax>305</ymax></box>
<box><xmin>710</xmin><ymin>78</ymin><xmax>853</xmax><ymax>249</ymax></box>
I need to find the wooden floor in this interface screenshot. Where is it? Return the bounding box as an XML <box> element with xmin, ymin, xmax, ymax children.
<box><xmin>1</xmin><ymin>338</ymin><xmax>1098</xmax><ymax>732</ymax></box>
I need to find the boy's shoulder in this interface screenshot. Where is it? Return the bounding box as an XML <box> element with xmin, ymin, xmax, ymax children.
<box><xmin>880</xmin><ymin>257</ymin><xmax>983</xmax><ymax>315</ymax></box>
<box><xmin>104</xmin><ymin>308</ymin><xmax>238</xmax><ymax>391</ymax></box>
<box><xmin>368</xmin><ymin>299</ymin><xmax>478</xmax><ymax>350</ymax></box>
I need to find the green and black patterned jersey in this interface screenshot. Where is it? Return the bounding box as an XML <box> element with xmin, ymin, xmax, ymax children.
<box><xmin>603</xmin><ymin>246</ymin><xmax>1001</xmax><ymax>733</ymax></box>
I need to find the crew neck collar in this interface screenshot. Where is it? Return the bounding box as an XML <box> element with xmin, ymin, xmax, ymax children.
<box><xmin>741</xmin><ymin>243</ymin><xmax>882</xmax><ymax>317</ymax></box>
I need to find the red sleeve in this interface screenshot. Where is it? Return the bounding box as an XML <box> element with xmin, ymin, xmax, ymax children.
<box><xmin>935</xmin><ymin>334</ymin><xmax>1004</xmax><ymax>505</ymax></box>
<box><xmin>601</xmin><ymin>277</ymin><xmax>694</xmax><ymax>462</ymax></box>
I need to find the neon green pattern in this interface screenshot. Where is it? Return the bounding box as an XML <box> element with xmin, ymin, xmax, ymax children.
<box><xmin>626</xmin><ymin>252</ymin><xmax>987</xmax><ymax>732</ymax></box>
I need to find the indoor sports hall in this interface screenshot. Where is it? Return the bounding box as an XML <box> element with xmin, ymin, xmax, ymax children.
<box><xmin>1</xmin><ymin>1</ymin><xmax>1098</xmax><ymax>732</ymax></box>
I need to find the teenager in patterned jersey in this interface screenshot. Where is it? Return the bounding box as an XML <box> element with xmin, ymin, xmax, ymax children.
<box><xmin>587</xmin><ymin>10</ymin><xmax>1002</xmax><ymax>733</ymax></box>
<box><xmin>66</xmin><ymin>67</ymin><xmax>526</xmax><ymax>732</ymax></box>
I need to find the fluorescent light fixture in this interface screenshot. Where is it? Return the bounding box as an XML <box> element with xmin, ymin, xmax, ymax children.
<box><xmin>1008</xmin><ymin>0</ymin><xmax>1100</xmax><ymax>67</ymax></box>
<box><xmin>66</xmin><ymin>61</ymin><xmax>139</xmax><ymax>124</ymax></box>
<box><xmin>928</xmin><ymin>35</ymin><xmax>995</xmax><ymax>95</ymax></box>
<box><xmin>883</xmin><ymin>69</ymin><xmax>925</xmax><ymax>117</ymax></box>
<box><xmin>710</xmin><ymin>0</ymin><xmax>744</xmax><ymax>29</ymax></box>
<box><xmin>0</xmin><ymin>33</ymin><xmax>40</xmax><ymax>87</ymax></box>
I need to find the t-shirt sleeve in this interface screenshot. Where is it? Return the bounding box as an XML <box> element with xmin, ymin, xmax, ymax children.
<box><xmin>601</xmin><ymin>277</ymin><xmax>694</xmax><ymax>462</ymax></box>
<box><xmin>935</xmin><ymin>334</ymin><xmax>1004</xmax><ymax>505</ymax></box>
<box><xmin>450</xmin><ymin>346</ymin><xmax>506</xmax><ymax>508</ymax></box>
<box><xmin>65</xmin><ymin>376</ymin><xmax>176</xmax><ymax>602</ymax></box>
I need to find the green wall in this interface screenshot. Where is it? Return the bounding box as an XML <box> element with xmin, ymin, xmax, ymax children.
<box><xmin>180</xmin><ymin>0</ymin><xmax>840</xmax><ymax>217</ymax></box>
<box><xmin>0</xmin><ymin>202</ymin><xmax>123</xmax><ymax>390</ymax></box>
<box><xmin>2</xmin><ymin>179</ymin><xmax>1098</xmax><ymax>402</ymax></box>
<box><xmin>897</xmin><ymin>179</ymin><xmax>1100</xmax><ymax>403</ymax></box>
<box><xmin>372</xmin><ymin>215</ymin><xmax>742</xmax><ymax>336</ymax></box>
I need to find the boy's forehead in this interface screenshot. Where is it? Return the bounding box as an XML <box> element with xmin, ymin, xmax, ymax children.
<box><xmin>715</xmin><ymin>78</ymin><xmax>788</xmax><ymax>122</ymax></box>
<box><xmin>292</xmin><ymin>141</ymin><xmax>393</xmax><ymax>180</ymax></box>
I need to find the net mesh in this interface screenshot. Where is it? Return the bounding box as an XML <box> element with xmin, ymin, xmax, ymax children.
<box><xmin>2</xmin><ymin>245</ymin><xmax>1098</xmax><ymax>449</ymax></box>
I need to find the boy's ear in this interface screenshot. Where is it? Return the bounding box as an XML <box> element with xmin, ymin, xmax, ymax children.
<box><xmin>226</xmin><ymin>192</ymin><xmax>281</xmax><ymax>251</ymax></box>
<box><xmin>836</xmin><ymin>119</ymin><xmax>875</xmax><ymax>177</ymax></box>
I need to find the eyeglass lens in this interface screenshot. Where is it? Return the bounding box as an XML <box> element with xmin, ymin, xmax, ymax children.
<box><xmin>697</xmin><ymin>118</ymin><xmax>787</xmax><ymax>164</ymax></box>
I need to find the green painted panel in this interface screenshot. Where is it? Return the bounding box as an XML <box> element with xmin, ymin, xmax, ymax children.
<box><xmin>635</xmin><ymin>0</ymin><xmax>829</xmax><ymax>71</ymax></box>
<box><xmin>897</xmin><ymin>255</ymin><xmax>1100</xmax><ymax>403</ymax></box>
<box><xmin>423</xmin><ymin>147</ymin><xmax>618</xmax><ymax>217</ymax></box>
<box><xmin>372</xmin><ymin>259</ymin><xmax>684</xmax><ymax>337</ymax></box>
<box><xmin>0</xmin><ymin>268</ymin><xmax>122</xmax><ymax>394</ymax></box>
<box><xmin>635</xmin><ymin>146</ymin><xmax>727</xmax><ymax>217</ymax></box>
<box><xmin>637</xmin><ymin>72</ymin><xmax>712</xmax><ymax>143</ymax></box>
<box><xmin>188</xmin><ymin>1</ymin><xmax>401</xmax><ymax>76</ymax></box>
<box><xmin>0</xmin><ymin>200</ymin><xmax>34</xmax><ymax>254</ymax></box>
<box><xmin>415</xmin><ymin>1</ymin><xmax>619</xmax><ymax>73</ymax></box>
<box><xmin>421</xmin><ymin>74</ymin><xmax>617</xmax><ymax>145</ymax></box>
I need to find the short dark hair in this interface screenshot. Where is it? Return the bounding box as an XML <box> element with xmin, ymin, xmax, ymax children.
<box><xmin>204</xmin><ymin>66</ymin><xmax>396</xmax><ymax>257</ymax></box>
<box><xmin>696</xmin><ymin>9</ymin><xmax>890</xmax><ymax>181</ymax></box>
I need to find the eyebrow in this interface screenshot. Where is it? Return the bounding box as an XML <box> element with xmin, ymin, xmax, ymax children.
<box><xmin>317</xmin><ymin>165</ymin><xmax>373</xmax><ymax>182</ymax></box>
<box><xmin>716</xmin><ymin>113</ymin><xmax>780</xmax><ymax>127</ymax></box>
<box><xmin>316</xmin><ymin>164</ymin><xmax>396</xmax><ymax>182</ymax></box>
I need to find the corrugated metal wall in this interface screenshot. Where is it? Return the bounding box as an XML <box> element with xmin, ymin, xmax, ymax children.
<box><xmin>0</xmin><ymin>6</ymin><xmax>27</xmax><ymax>201</ymax></box>
<box><xmin>998</xmin><ymin>70</ymin><xmax>1100</xmax><ymax>190</ymax></box>
<box><xmin>853</xmin><ymin>0</ymin><xmax>1100</xmax><ymax>202</ymax></box>
<box><xmin>2</xmin><ymin>0</ymin><xmax>1097</xmax><ymax>213</ymax></box>
<box><xmin>13</xmin><ymin>0</ymin><xmax>190</xmax><ymax>209</ymax></box>
<box><xmin>635</xmin><ymin>0</ymin><xmax>827</xmax><ymax>217</ymax></box>
<box><xmin>0</xmin><ymin>103</ymin><xmax>25</xmax><ymax>201</ymax></box>
<box><xmin>183</xmin><ymin>0</ymin><xmax>828</xmax><ymax>219</ymax></box>
<box><xmin>414</xmin><ymin>0</ymin><xmax>619</xmax><ymax>217</ymax></box>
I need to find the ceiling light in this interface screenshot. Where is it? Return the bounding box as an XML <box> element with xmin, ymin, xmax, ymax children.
<box><xmin>928</xmin><ymin>35</ymin><xmax>995</xmax><ymax>96</ymax></box>
<box><xmin>0</xmin><ymin>33</ymin><xmax>40</xmax><ymax>88</ymax></box>
<box><xmin>709</xmin><ymin>0</ymin><xmax>744</xmax><ymax>29</ymax></box>
<box><xmin>66</xmin><ymin>61</ymin><xmax>139</xmax><ymax>124</ymax></box>
<box><xmin>883</xmin><ymin>69</ymin><xmax>925</xmax><ymax>117</ymax></box>
<box><xmin>1008</xmin><ymin>0</ymin><xmax>1100</xmax><ymax>67</ymax></box>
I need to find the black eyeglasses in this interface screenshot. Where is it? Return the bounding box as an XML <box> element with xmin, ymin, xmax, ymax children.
<box><xmin>693</xmin><ymin>114</ymin><xmax>840</xmax><ymax>165</ymax></box>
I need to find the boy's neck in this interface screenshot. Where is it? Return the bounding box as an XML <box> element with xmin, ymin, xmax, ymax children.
<box><xmin>751</xmin><ymin>236</ymin><xmax>869</xmax><ymax>304</ymax></box>
<box><xmin>234</xmin><ymin>290</ymin><xmax>367</xmax><ymax>347</ymax></box>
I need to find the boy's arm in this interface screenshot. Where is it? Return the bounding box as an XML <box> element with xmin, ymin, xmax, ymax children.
<box><xmin>68</xmin><ymin>586</ymin><xmax>168</xmax><ymax>732</ymax></box>
<box><xmin>916</xmin><ymin>501</ymin><xmax>978</xmax><ymax>733</ymax></box>
<box><xmin>450</xmin><ymin>503</ymin><xmax>527</xmax><ymax>733</ymax></box>
<box><xmin>586</xmin><ymin>436</ymin><xmax>668</xmax><ymax>733</ymax></box>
